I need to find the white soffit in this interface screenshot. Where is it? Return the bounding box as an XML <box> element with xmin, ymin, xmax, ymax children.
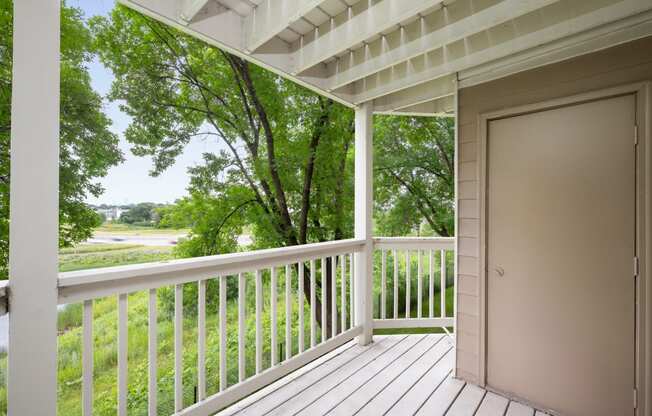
<box><xmin>120</xmin><ymin>0</ymin><xmax>652</xmax><ymax>116</ymax></box>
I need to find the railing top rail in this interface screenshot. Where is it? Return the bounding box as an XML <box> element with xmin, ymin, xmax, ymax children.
<box><xmin>373</xmin><ymin>236</ymin><xmax>455</xmax><ymax>250</ymax></box>
<box><xmin>58</xmin><ymin>238</ymin><xmax>365</xmax><ymax>304</ymax></box>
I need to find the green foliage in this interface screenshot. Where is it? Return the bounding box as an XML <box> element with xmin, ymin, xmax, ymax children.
<box><xmin>0</xmin><ymin>1</ymin><xmax>123</xmax><ymax>279</ymax></box>
<box><xmin>119</xmin><ymin>202</ymin><xmax>158</xmax><ymax>224</ymax></box>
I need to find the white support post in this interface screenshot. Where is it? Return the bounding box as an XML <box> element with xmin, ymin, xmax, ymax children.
<box><xmin>8</xmin><ymin>1</ymin><xmax>60</xmax><ymax>415</ymax></box>
<box><xmin>354</xmin><ymin>102</ymin><xmax>373</xmax><ymax>346</ymax></box>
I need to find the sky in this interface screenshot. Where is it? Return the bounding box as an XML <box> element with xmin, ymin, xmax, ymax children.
<box><xmin>70</xmin><ymin>0</ymin><xmax>224</xmax><ymax>205</ymax></box>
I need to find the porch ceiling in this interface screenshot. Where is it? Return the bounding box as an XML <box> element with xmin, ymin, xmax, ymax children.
<box><xmin>120</xmin><ymin>0</ymin><xmax>652</xmax><ymax>116</ymax></box>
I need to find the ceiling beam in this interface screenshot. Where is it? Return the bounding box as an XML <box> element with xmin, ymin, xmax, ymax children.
<box><xmin>180</xmin><ymin>0</ymin><xmax>212</xmax><ymax>23</ymax></box>
<box><xmin>378</xmin><ymin>95</ymin><xmax>455</xmax><ymax>117</ymax></box>
<box><xmin>292</xmin><ymin>0</ymin><xmax>445</xmax><ymax>75</ymax></box>
<box><xmin>327</xmin><ymin>0</ymin><xmax>558</xmax><ymax>91</ymax></box>
<box><xmin>372</xmin><ymin>74</ymin><xmax>455</xmax><ymax>113</ymax></box>
<box><xmin>244</xmin><ymin>0</ymin><xmax>331</xmax><ymax>53</ymax></box>
<box><xmin>352</xmin><ymin>0</ymin><xmax>652</xmax><ymax>104</ymax></box>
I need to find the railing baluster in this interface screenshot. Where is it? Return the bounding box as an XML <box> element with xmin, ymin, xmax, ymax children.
<box><xmin>331</xmin><ymin>256</ymin><xmax>337</xmax><ymax>336</ymax></box>
<box><xmin>393</xmin><ymin>249</ymin><xmax>398</xmax><ymax>319</ymax></box>
<box><xmin>381</xmin><ymin>250</ymin><xmax>387</xmax><ymax>319</ymax></box>
<box><xmin>417</xmin><ymin>250</ymin><xmax>423</xmax><ymax>319</ymax></box>
<box><xmin>198</xmin><ymin>280</ymin><xmax>207</xmax><ymax>400</ymax></box>
<box><xmin>255</xmin><ymin>270</ymin><xmax>263</xmax><ymax>374</ymax></box>
<box><xmin>349</xmin><ymin>253</ymin><xmax>354</xmax><ymax>328</ymax></box>
<box><xmin>238</xmin><ymin>273</ymin><xmax>246</xmax><ymax>382</ymax></box>
<box><xmin>174</xmin><ymin>284</ymin><xmax>183</xmax><ymax>412</ymax></box>
<box><xmin>429</xmin><ymin>249</ymin><xmax>434</xmax><ymax>318</ymax></box>
<box><xmin>298</xmin><ymin>263</ymin><xmax>305</xmax><ymax>353</ymax></box>
<box><xmin>340</xmin><ymin>254</ymin><xmax>346</xmax><ymax>332</ymax></box>
<box><xmin>440</xmin><ymin>249</ymin><xmax>447</xmax><ymax>318</ymax></box>
<box><xmin>82</xmin><ymin>300</ymin><xmax>93</xmax><ymax>416</ymax></box>
<box><xmin>118</xmin><ymin>293</ymin><xmax>128</xmax><ymax>416</ymax></box>
<box><xmin>310</xmin><ymin>259</ymin><xmax>316</xmax><ymax>348</ymax></box>
<box><xmin>321</xmin><ymin>258</ymin><xmax>327</xmax><ymax>341</ymax></box>
<box><xmin>285</xmin><ymin>264</ymin><xmax>292</xmax><ymax>360</ymax></box>
<box><xmin>220</xmin><ymin>276</ymin><xmax>227</xmax><ymax>390</ymax></box>
<box><xmin>271</xmin><ymin>267</ymin><xmax>278</xmax><ymax>366</ymax></box>
<box><xmin>148</xmin><ymin>289</ymin><xmax>157</xmax><ymax>416</ymax></box>
<box><xmin>405</xmin><ymin>251</ymin><xmax>411</xmax><ymax>319</ymax></box>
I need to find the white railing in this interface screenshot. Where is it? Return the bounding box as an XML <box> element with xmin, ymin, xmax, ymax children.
<box><xmin>372</xmin><ymin>237</ymin><xmax>455</xmax><ymax>330</ymax></box>
<box><xmin>58</xmin><ymin>238</ymin><xmax>365</xmax><ymax>416</ymax></box>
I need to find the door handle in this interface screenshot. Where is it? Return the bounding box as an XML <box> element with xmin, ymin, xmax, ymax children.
<box><xmin>494</xmin><ymin>266</ymin><xmax>505</xmax><ymax>277</ymax></box>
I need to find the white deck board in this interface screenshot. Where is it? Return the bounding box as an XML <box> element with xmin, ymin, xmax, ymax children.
<box><xmin>215</xmin><ymin>335</ymin><xmax>554</xmax><ymax>416</ymax></box>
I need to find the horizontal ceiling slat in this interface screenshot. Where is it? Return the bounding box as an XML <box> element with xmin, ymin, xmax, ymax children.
<box><xmin>372</xmin><ymin>74</ymin><xmax>456</xmax><ymax>112</ymax></box>
<box><xmin>384</xmin><ymin>95</ymin><xmax>455</xmax><ymax>117</ymax></box>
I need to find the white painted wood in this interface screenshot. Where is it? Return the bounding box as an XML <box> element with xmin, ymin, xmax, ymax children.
<box><xmin>372</xmin><ymin>76</ymin><xmax>456</xmax><ymax>113</ymax></box>
<box><xmin>374</xmin><ymin>237</ymin><xmax>455</xmax><ymax>251</ymax></box>
<box><xmin>381</xmin><ymin>250</ymin><xmax>387</xmax><ymax>319</ymax></box>
<box><xmin>355</xmin><ymin>102</ymin><xmax>374</xmax><ymax>345</ymax></box>
<box><xmin>298</xmin><ymin>263</ymin><xmax>305</xmax><ymax>353</ymax></box>
<box><xmin>180</xmin><ymin>0</ymin><xmax>210</xmax><ymax>23</ymax></box>
<box><xmin>295</xmin><ymin>335</ymin><xmax>430</xmax><ymax>415</ymax></box>
<box><xmin>331</xmin><ymin>256</ymin><xmax>337</xmax><ymax>336</ymax></box>
<box><xmin>440</xmin><ymin>249</ymin><xmax>447</xmax><ymax>318</ymax></box>
<box><xmin>506</xmin><ymin>401</ymin><xmax>536</xmax><ymax>416</ymax></box>
<box><xmin>446</xmin><ymin>384</ymin><xmax>486</xmax><ymax>416</ymax></box>
<box><xmin>238</xmin><ymin>273</ymin><xmax>246</xmax><ymax>382</ymax></box>
<box><xmin>373</xmin><ymin>317</ymin><xmax>454</xmax><ymax>329</ymax></box>
<box><xmin>198</xmin><ymin>280</ymin><xmax>207</xmax><ymax>400</ymax></box>
<box><xmin>271</xmin><ymin>266</ymin><xmax>279</xmax><ymax>364</ymax></box>
<box><xmin>414</xmin><ymin>376</ymin><xmax>466</xmax><ymax>416</ymax></box>
<box><xmin>417</xmin><ymin>250</ymin><xmax>423</xmax><ymax>318</ymax></box>
<box><xmin>220</xmin><ymin>276</ymin><xmax>228</xmax><ymax>390</ymax></box>
<box><xmin>178</xmin><ymin>327</ymin><xmax>362</xmax><ymax>416</ymax></box>
<box><xmin>476</xmin><ymin>392</ymin><xmax>510</xmax><ymax>416</ymax></box>
<box><xmin>265</xmin><ymin>335</ymin><xmax>411</xmax><ymax>416</ymax></box>
<box><xmin>534</xmin><ymin>411</ymin><xmax>551</xmax><ymax>416</ymax></box>
<box><xmin>393</xmin><ymin>249</ymin><xmax>399</xmax><ymax>319</ymax></box>
<box><xmin>349</xmin><ymin>253</ymin><xmax>354</xmax><ymax>327</ymax></box>
<box><xmin>285</xmin><ymin>264</ymin><xmax>292</xmax><ymax>360</ymax></box>
<box><xmin>82</xmin><ymin>300</ymin><xmax>93</xmax><ymax>416</ymax></box>
<box><xmin>350</xmin><ymin>337</ymin><xmax>453</xmax><ymax>416</ymax></box>
<box><xmin>340</xmin><ymin>255</ymin><xmax>346</xmax><ymax>332</ymax></box>
<box><xmin>321</xmin><ymin>258</ymin><xmax>327</xmax><ymax>342</ymax></box>
<box><xmin>429</xmin><ymin>249</ymin><xmax>435</xmax><ymax>318</ymax></box>
<box><xmin>255</xmin><ymin>270</ymin><xmax>263</xmax><ymax>374</ymax></box>
<box><xmin>405</xmin><ymin>250</ymin><xmax>411</xmax><ymax>318</ymax></box>
<box><xmin>310</xmin><ymin>259</ymin><xmax>317</xmax><ymax>347</ymax></box>
<box><xmin>59</xmin><ymin>238</ymin><xmax>365</xmax><ymax>303</ymax></box>
<box><xmin>148</xmin><ymin>288</ymin><xmax>158</xmax><ymax>416</ymax></box>
<box><xmin>175</xmin><ymin>284</ymin><xmax>184</xmax><ymax>411</ymax></box>
<box><xmin>8</xmin><ymin>1</ymin><xmax>59</xmax><ymax>413</ymax></box>
<box><xmin>118</xmin><ymin>294</ymin><xmax>128</xmax><ymax>416</ymax></box>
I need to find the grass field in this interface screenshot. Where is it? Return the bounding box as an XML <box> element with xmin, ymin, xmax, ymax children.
<box><xmin>94</xmin><ymin>223</ymin><xmax>189</xmax><ymax>235</ymax></box>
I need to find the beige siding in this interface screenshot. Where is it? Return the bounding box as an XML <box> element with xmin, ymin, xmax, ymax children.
<box><xmin>455</xmin><ymin>36</ymin><xmax>652</xmax><ymax>383</ymax></box>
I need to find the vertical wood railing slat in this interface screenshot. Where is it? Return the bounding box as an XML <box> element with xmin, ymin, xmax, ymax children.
<box><xmin>255</xmin><ymin>270</ymin><xmax>263</xmax><ymax>374</ymax></box>
<box><xmin>331</xmin><ymin>256</ymin><xmax>337</xmax><ymax>336</ymax></box>
<box><xmin>417</xmin><ymin>250</ymin><xmax>423</xmax><ymax>319</ymax></box>
<box><xmin>405</xmin><ymin>251</ymin><xmax>411</xmax><ymax>319</ymax></box>
<box><xmin>174</xmin><ymin>284</ymin><xmax>183</xmax><ymax>412</ymax></box>
<box><xmin>340</xmin><ymin>254</ymin><xmax>346</xmax><ymax>332</ymax></box>
<box><xmin>349</xmin><ymin>253</ymin><xmax>354</xmax><ymax>328</ymax></box>
<box><xmin>198</xmin><ymin>280</ymin><xmax>207</xmax><ymax>401</ymax></box>
<box><xmin>429</xmin><ymin>249</ymin><xmax>434</xmax><ymax>318</ymax></box>
<box><xmin>298</xmin><ymin>263</ymin><xmax>305</xmax><ymax>353</ymax></box>
<box><xmin>220</xmin><ymin>276</ymin><xmax>227</xmax><ymax>390</ymax></box>
<box><xmin>271</xmin><ymin>267</ymin><xmax>278</xmax><ymax>365</ymax></box>
<box><xmin>310</xmin><ymin>259</ymin><xmax>316</xmax><ymax>348</ymax></box>
<box><xmin>440</xmin><ymin>249</ymin><xmax>447</xmax><ymax>318</ymax></box>
<box><xmin>321</xmin><ymin>258</ymin><xmax>327</xmax><ymax>341</ymax></box>
<box><xmin>118</xmin><ymin>293</ymin><xmax>128</xmax><ymax>416</ymax></box>
<box><xmin>380</xmin><ymin>250</ymin><xmax>386</xmax><ymax>319</ymax></box>
<box><xmin>393</xmin><ymin>249</ymin><xmax>398</xmax><ymax>319</ymax></box>
<box><xmin>148</xmin><ymin>289</ymin><xmax>157</xmax><ymax>416</ymax></box>
<box><xmin>285</xmin><ymin>264</ymin><xmax>292</xmax><ymax>360</ymax></box>
<box><xmin>238</xmin><ymin>273</ymin><xmax>246</xmax><ymax>383</ymax></box>
<box><xmin>82</xmin><ymin>300</ymin><xmax>93</xmax><ymax>416</ymax></box>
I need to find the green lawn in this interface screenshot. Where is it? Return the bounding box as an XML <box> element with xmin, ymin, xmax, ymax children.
<box><xmin>59</xmin><ymin>244</ymin><xmax>175</xmax><ymax>272</ymax></box>
<box><xmin>94</xmin><ymin>223</ymin><xmax>189</xmax><ymax>235</ymax></box>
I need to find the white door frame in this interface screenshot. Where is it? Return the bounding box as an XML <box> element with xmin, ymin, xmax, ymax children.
<box><xmin>477</xmin><ymin>82</ymin><xmax>651</xmax><ymax>415</ymax></box>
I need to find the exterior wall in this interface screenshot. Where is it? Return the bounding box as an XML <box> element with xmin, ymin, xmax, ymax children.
<box><xmin>455</xmin><ymin>36</ymin><xmax>652</xmax><ymax>384</ymax></box>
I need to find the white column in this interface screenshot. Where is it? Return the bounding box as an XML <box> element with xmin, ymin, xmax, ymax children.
<box><xmin>354</xmin><ymin>102</ymin><xmax>373</xmax><ymax>346</ymax></box>
<box><xmin>8</xmin><ymin>0</ymin><xmax>60</xmax><ymax>415</ymax></box>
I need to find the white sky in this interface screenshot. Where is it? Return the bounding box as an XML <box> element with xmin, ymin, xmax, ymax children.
<box><xmin>71</xmin><ymin>0</ymin><xmax>225</xmax><ymax>205</ymax></box>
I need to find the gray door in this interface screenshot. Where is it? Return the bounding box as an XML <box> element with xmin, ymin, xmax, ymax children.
<box><xmin>486</xmin><ymin>94</ymin><xmax>636</xmax><ymax>416</ymax></box>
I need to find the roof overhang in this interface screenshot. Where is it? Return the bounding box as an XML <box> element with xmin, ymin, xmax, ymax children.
<box><xmin>119</xmin><ymin>0</ymin><xmax>652</xmax><ymax>116</ymax></box>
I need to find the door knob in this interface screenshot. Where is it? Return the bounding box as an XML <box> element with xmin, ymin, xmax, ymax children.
<box><xmin>494</xmin><ymin>266</ymin><xmax>505</xmax><ymax>277</ymax></box>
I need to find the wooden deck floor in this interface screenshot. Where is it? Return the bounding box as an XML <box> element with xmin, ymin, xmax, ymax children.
<box><xmin>217</xmin><ymin>334</ymin><xmax>551</xmax><ymax>416</ymax></box>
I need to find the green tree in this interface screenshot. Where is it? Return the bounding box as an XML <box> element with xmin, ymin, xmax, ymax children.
<box><xmin>119</xmin><ymin>202</ymin><xmax>158</xmax><ymax>224</ymax></box>
<box><xmin>0</xmin><ymin>1</ymin><xmax>123</xmax><ymax>279</ymax></box>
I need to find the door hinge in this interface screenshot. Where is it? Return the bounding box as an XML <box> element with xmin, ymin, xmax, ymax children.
<box><xmin>634</xmin><ymin>256</ymin><xmax>639</xmax><ymax>277</ymax></box>
<box><xmin>634</xmin><ymin>125</ymin><xmax>638</xmax><ymax>146</ymax></box>
<box><xmin>634</xmin><ymin>388</ymin><xmax>638</xmax><ymax>409</ymax></box>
